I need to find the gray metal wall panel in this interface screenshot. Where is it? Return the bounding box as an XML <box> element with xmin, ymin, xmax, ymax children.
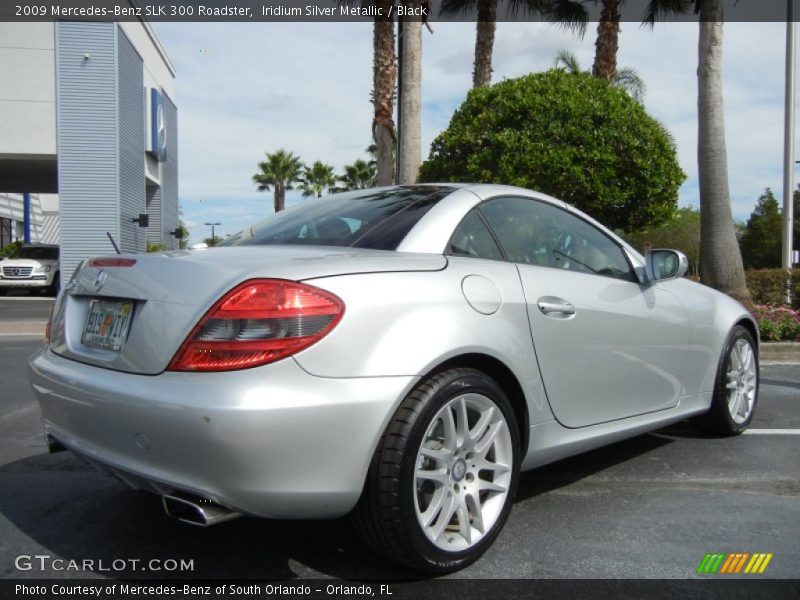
<box><xmin>117</xmin><ymin>29</ymin><xmax>145</xmax><ymax>253</ymax></box>
<box><xmin>56</xmin><ymin>21</ymin><xmax>118</xmax><ymax>282</ymax></box>
<box><xmin>145</xmin><ymin>184</ymin><xmax>162</xmax><ymax>245</ymax></box>
<box><xmin>161</xmin><ymin>93</ymin><xmax>179</xmax><ymax>250</ymax></box>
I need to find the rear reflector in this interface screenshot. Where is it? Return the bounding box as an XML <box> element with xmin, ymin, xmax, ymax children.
<box><xmin>88</xmin><ymin>258</ymin><xmax>137</xmax><ymax>267</ymax></box>
<box><xmin>167</xmin><ymin>279</ymin><xmax>344</xmax><ymax>372</ymax></box>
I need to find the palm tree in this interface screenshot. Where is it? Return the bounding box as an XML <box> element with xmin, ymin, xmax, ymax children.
<box><xmin>397</xmin><ymin>8</ymin><xmax>423</xmax><ymax>185</ymax></box>
<box><xmin>334</xmin><ymin>159</ymin><xmax>377</xmax><ymax>192</ymax></box>
<box><xmin>373</xmin><ymin>0</ymin><xmax>396</xmax><ymax>186</ymax></box>
<box><xmin>439</xmin><ymin>0</ymin><xmax>588</xmax><ymax>89</ymax></box>
<box><xmin>299</xmin><ymin>161</ymin><xmax>337</xmax><ymax>198</ymax></box>
<box><xmin>252</xmin><ymin>149</ymin><xmax>304</xmax><ymax>213</ymax></box>
<box><xmin>694</xmin><ymin>0</ymin><xmax>749</xmax><ymax>300</ymax></box>
<box><xmin>645</xmin><ymin>0</ymin><xmax>749</xmax><ymax>301</ymax></box>
<box><xmin>554</xmin><ymin>50</ymin><xmax>646</xmax><ymax>102</ymax></box>
<box><xmin>592</xmin><ymin>0</ymin><xmax>622</xmax><ymax>81</ymax></box>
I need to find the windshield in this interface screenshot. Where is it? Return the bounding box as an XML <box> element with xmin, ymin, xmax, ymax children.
<box><xmin>220</xmin><ymin>186</ymin><xmax>453</xmax><ymax>251</ymax></box>
<box><xmin>17</xmin><ymin>246</ymin><xmax>58</xmax><ymax>260</ymax></box>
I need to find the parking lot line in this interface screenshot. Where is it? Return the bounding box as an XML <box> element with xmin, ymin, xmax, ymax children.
<box><xmin>742</xmin><ymin>429</ymin><xmax>800</xmax><ymax>435</ymax></box>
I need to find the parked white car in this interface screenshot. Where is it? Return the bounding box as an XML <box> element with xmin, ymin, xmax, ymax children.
<box><xmin>0</xmin><ymin>244</ymin><xmax>60</xmax><ymax>295</ymax></box>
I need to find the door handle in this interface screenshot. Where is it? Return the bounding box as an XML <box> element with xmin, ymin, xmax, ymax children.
<box><xmin>537</xmin><ymin>297</ymin><xmax>576</xmax><ymax>317</ymax></box>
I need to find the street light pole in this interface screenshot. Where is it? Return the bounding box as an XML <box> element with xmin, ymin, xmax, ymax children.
<box><xmin>782</xmin><ymin>0</ymin><xmax>796</xmax><ymax>304</ymax></box>
<box><xmin>204</xmin><ymin>222</ymin><xmax>221</xmax><ymax>245</ymax></box>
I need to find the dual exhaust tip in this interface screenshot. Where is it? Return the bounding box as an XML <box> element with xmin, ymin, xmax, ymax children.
<box><xmin>162</xmin><ymin>494</ymin><xmax>241</xmax><ymax>526</ymax></box>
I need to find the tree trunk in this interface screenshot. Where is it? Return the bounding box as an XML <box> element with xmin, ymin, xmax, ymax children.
<box><xmin>697</xmin><ymin>0</ymin><xmax>750</xmax><ymax>302</ymax></box>
<box><xmin>274</xmin><ymin>184</ymin><xmax>285</xmax><ymax>213</ymax></box>
<box><xmin>373</xmin><ymin>5</ymin><xmax>396</xmax><ymax>187</ymax></box>
<box><xmin>398</xmin><ymin>8</ymin><xmax>422</xmax><ymax>185</ymax></box>
<box><xmin>473</xmin><ymin>0</ymin><xmax>497</xmax><ymax>88</ymax></box>
<box><xmin>592</xmin><ymin>0</ymin><xmax>620</xmax><ymax>81</ymax></box>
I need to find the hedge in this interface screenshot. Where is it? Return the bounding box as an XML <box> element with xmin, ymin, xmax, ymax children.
<box><xmin>745</xmin><ymin>269</ymin><xmax>800</xmax><ymax>310</ymax></box>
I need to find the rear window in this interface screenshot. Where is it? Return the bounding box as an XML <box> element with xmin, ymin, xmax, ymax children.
<box><xmin>17</xmin><ymin>246</ymin><xmax>58</xmax><ymax>260</ymax></box>
<box><xmin>221</xmin><ymin>187</ymin><xmax>452</xmax><ymax>251</ymax></box>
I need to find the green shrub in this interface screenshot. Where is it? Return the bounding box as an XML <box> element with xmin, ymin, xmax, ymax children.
<box><xmin>745</xmin><ymin>269</ymin><xmax>800</xmax><ymax>310</ymax></box>
<box><xmin>146</xmin><ymin>242</ymin><xmax>167</xmax><ymax>253</ymax></box>
<box><xmin>419</xmin><ymin>70</ymin><xmax>686</xmax><ymax>232</ymax></box>
<box><xmin>0</xmin><ymin>241</ymin><xmax>23</xmax><ymax>258</ymax></box>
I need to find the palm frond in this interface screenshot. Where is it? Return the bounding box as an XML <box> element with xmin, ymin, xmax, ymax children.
<box><xmin>438</xmin><ymin>0</ymin><xmax>479</xmax><ymax>17</ymax></box>
<box><xmin>553</xmin><ymin>49</ymin><xmax>583</xmax><ymax>73</ymax></box>
<box><xmin>614</xmin><ymin>67</ymin><xmax>647</xmax><ymax>102</ymax></box>
<box><xmin>641</xmin><ymin>0</ymin><xmax>695</xmax><ymax>27</ymax></box>
<box><xmin>504</xmin><ymin>0</ymin><xmax>550</xmax><ymax>19</ymax></box>
<box><xmin>544</xmin><ymin>0</ymin><xmax>589</xmax><ymax>38</ymax></box>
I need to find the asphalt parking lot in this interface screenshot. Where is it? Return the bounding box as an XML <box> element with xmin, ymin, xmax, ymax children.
<box><xmin>0</xmin><ymin>333</ymin><xmax>798</xmax><ymax>582</ymax></box>
<box><xmin>0</xmin><ymin>296</ymin><xmax>53</xmax><ymax>324</ymax></box>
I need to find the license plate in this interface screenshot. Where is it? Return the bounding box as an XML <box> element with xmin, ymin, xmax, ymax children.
<box><xmin>81</xmin><ymin>299</ymin><xmax>134</xmax><ymax>351</ymax></box>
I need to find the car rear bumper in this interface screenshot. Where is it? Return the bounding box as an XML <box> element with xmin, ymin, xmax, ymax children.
<box><xmin>29</xmin><ymin>347</ymin><xmax>417</xmax><ymax>519</ymax></box>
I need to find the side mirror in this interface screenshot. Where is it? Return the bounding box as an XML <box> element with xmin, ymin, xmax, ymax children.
<box><xmin>645</xmin><ymin>249</ymin><xmax>689</xmax><ymax>282</ymax></box>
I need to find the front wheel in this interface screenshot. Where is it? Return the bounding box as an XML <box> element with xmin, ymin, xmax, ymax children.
<box><xmin>353</xmin><ymin>368</ymin><xmax>520</xmax><ymax>573</ymax></box>
<box><xmin>693</xmin><ymin>325</ymin><xmax>759</xmax><ymax>436</ymax></box>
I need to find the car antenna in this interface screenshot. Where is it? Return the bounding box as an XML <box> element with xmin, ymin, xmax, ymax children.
<box><xmin>106</xmin><ymin>232</ymin><xmax>121</xmax><ymax>255</ymax></box>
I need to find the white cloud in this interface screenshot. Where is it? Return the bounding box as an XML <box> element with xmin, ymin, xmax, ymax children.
<box><xmin>152</xmin><ymin>20</ymin><xmax>795</xmax><ymax>242</ymax></box>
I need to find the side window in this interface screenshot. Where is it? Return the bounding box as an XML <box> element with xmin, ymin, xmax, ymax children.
<box><xmin>480</xmin><ymin>197</ymin><xmax>635</xmax><ymax>282</ymax></box>
<box><xmin>447</xmin><ymin>210</ymin><xmax>503</xmax><ymax>260</ymax></box>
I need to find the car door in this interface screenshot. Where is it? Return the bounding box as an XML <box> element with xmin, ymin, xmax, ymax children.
<box><xmin>479</xmin><ymin>196</ymin><xmax>691</xmax><ymax>428</ymax></box>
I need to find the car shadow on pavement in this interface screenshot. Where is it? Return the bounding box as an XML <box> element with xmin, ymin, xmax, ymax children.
<box><xmin>514</xmin><ymin>431</ymin><xmax>675</xmax><ymax>503</ymax></box>
<box><xmin>0</xmin><ymin>428</ymin><xmax>688</xmax><ymax>581</ymax></box>
<box><xmin>0</xmin><ymin>452</ymin><xmax>418</xmax><ymax>581</ymax></box>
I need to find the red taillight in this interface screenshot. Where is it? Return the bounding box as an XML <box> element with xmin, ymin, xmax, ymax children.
<box><xmin>167</xmin><ymin>279</ymin><xmax>344</xmax><ymax>372</ymax></box>
<box><xmin>88</xmin><ymin>258</ymin><xmax>137</xmax><ymax>267</ymax></box>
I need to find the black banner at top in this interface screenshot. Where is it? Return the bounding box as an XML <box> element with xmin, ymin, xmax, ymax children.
<box><xmin>2</xmin><ymin>0</ymin><xmax>800</xmax><ymax>23</ymax></box>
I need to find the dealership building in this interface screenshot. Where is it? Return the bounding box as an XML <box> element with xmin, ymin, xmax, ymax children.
<box><xmin>0</xmin><ymin>15</ymin><xmax>178</xmax><ymax>282</ymax></box>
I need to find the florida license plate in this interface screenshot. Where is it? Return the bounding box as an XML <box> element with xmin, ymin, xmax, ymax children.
<box><xmin>81</xmin><ymin>299</ymin><xmax>134</xmax><ymax>351</ymax></box>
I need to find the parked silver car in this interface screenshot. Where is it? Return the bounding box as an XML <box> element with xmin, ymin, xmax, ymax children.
<box><xmin>29</xmin><ymin>185</ymin><xmax>758</xmax><ymax>572</ymax></box>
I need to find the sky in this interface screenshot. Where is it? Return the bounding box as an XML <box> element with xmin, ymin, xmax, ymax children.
<box><xmin>150</xmin><ymin>20</ymin><xmax>794</xmax><ymax>244</ymax></box>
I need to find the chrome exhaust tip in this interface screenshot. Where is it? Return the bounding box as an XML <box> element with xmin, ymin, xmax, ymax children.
<box><xmin>162</xmin><ymin>494</ymin><xmax>241</xmax><ymax>526</ymax></box>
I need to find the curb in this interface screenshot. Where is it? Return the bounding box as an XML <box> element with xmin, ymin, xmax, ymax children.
<box><xmin>0</xmin><ymin>321</ymin><xmax>47</xmax><ymax>337</ymax></box>
<box><xmin>760</xmin><ymin>342</ymin><xmax>800</xmax><ymax>365</ymax></box>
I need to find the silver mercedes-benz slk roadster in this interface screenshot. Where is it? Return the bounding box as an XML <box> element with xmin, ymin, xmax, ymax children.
<box><xmin>29</xmin><ymin>184</ymin><xmax>759</xmax><ymax>572</ymax></box>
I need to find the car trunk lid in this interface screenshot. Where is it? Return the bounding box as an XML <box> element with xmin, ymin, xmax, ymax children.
<box><xmin>49</xmin><ymin>246</ymin><xmax>446</xmax><ymax>375</ymax></box>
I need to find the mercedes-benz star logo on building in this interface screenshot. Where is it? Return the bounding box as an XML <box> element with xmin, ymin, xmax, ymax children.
<box><xmin>157</xmin><ymin>102</ymin><xmax>167</xmax><ymax>159</ymax></box>
<box><xmin>93</xmin><ymin>270</ymin><xmax>107</xmax><ymax>291</ymax></box>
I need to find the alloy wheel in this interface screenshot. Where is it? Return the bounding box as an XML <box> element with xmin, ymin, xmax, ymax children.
<box><xmin>413</xmin><ymin>392</ymin><xmax>513</xmax><ymax>552</ymax></box>
<box><xmin>725</xmin><ymin>338</ymin><xmax>757</xmax><ymax>424</ymax></box>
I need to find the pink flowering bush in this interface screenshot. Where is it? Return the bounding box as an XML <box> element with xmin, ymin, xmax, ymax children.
<box><xmin>751</xmin><ymin>305</ymin><xmax>800</xmax><ymax>342</ymax></box>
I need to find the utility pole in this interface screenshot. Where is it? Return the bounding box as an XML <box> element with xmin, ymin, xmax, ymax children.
<box><xmin>204</xmin><ymin>222</ymin><xmax>221</xmax><ymax>246</ymax></box>
<box><xmin>782</xmin><ymin>0</ymin><xmax>796</xmax><ymax>304</ymax></box>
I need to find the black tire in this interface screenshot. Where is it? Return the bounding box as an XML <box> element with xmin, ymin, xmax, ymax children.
<box><xmin>352</xmin><ymin>368</ymin><xmax>520</xmax><ymax>573</ymax></box>
<box><xmin>692</xmin><ymin>325</ymin><xmax>759</xmax><ymax>436</ymax></box>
